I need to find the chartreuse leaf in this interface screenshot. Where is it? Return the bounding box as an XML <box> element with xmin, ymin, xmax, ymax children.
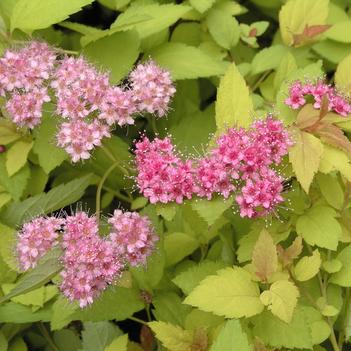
<box><xmin>252</xmin><ymin>229</ymin><xmax>278</xmax><ymax>281</ymax></box>
<box><xmin>294</xmin><ymin>249</ymin><xmax>321</xmax><ymax>281</ymax></box>
<box><xmin>0</xmin><ymin>174</ymin><xmax>93</xmax><ymax>226</ymax></box>
<box><xmin>325</xmin><ymin>21</ymin><xmax>351</xmax><ymax>43</ymax></box>
<box><xmin>319</xmin><ymin>145</ymin><xmax>351</xmax><ymax>181</ymax></box>
<box><xmin>191</xmin><ymin>196</ymin><xmax>233</xmax><ymax>226</ymax></box>
<box><xmin>105</xmin><ymin>334</ymin><xmax>128</xmax><ymax>351</ymax></box>
<box><xmin>289</xmin><ymin>129</ymin><xmax>324</xmax><ymax>193</ymax></box>
<box><xmin>0</xmin><ymin>247</ymin><xmax>62</xmax><ymax>304</ymax></box>
<box><xmin>330</xmin><ymin>245</ymin><xmax>351</xmax><ymax>286</ymax></box>
<box><xmin>82</xmin><ymin>322</ymin><xmax>122</xmax><ymax>351</ymax></box>
<box><xmin>206</xmin><ymin>9</ymin><xmax>240</xmax><ymax>50</ymax></box>
<box><xmin>0</xmin><ymin>120</ymin><xmax>21</xmax><ymax>145</ymax></box>
<box><xmin>323</xmin><ymin>259</ymin><xmax>342</xmax><ymax>274</ymax></box>
<box><xmin>251</xmin><ymin>45</ymin><xmax>288</xmax><ymax>75</ymax></box>
<box><xmin>83</xmin><ymin>30</ymin><xmax>140</xmax><ymax>84</ymax></box>
<box><xmin>296</xmin><ymin>205</ymin><xmax>342</xmax><ymax>250</ymax></box>
<box><xmin>173</xmin><ymin>260</ymin><xmax>226</xmax><ymax>295</ymax></box>
<box><xmin>5</xmin><ymin>140</ymin><xmax>33</xmax><ymax>177</ymax></box>
<box><xmin>335</xmin><ymin>53</ymin><xmax>351</xmax><ymax>94</ymax></box>
<box><xmin>33</xmin><ymin>115</ymin><xmax>67</xmax><ymax>174</ymax></box>
<box><xmin>149</xmin><ymin>42</ymin><xmax>226</xmax><ymax>80</ymax></box>
<box><xmin>164</xmin><ymin>232</ymin><xmax>199</xmax><ymax>266</ymax></box>
<box><xmin>210</xmin><ymin>319</ymin><xmax>252</xmax><ymax>351</ymax></box>
<box><xmin>279</xmin><ymin>0</ymin><xmax>329</xmax><ymax>46</ymax></box>
<box><xmin>184</xmin><ymin>267</ymin><xmax>264</xmax><ymax>318</ymax></box>
<box><xmin>112</xmin><ymin>4</ymin><xmax>191</xmax><ymax>39</ymax></box>
<box><xmin>317</xmin><ymin>173</ymin><xmax>344</xmax><ymax>210</ymax></box>
<box><xmin>148</xmin><ymin>321</ymin><xmax>193</xmax><ymax>351</ymax></box>
<box><xmin>251</xmin><ymin>306</ymin><xmax>313</xmax><ymax>349</ymax></box>
<box><xmin>11</xmin><ymin>0</ymin><xmax>93</xmax><ymax>32</ymax></box>
<box><xmin>260</xmin><ymin>280</ymin><xmax>299</xmax><ymax>323</ymax></box>
<box><xmin>190</xmin><ymin>0</ymin><xmax>215</xmax><ymax>13</ymax></box>
<box><xmin>274</xmin><ymin>52</ymin><xmax>297</xmax><ymax>91</ymax></box>
<box><xmin>215</xmin><ymin>63</ymin><xmax>253</xmax><ymax>131</ymax></box>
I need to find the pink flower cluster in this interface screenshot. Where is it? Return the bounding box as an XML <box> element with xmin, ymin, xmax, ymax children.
<box><xmin>135</xmin><ymin>116</ymin><xmax>292</xmax><ymax>218</ymax></box>
<box><xmin>285</xmin><ymin>80</ymin><xmax>351</xmax><ymax>116</ymax></box>
<box><xmin>16</xmin><ymin>210</ymin><xmax>157</xmax><ymax>307</ymax></box>
<box><xmin>0</xmin><ymin>41</ymin><xmax>175</xmax><ymax>162</ymax></box>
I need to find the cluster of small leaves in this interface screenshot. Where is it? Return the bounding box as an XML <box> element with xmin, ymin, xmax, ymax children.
<box><xmin>1</xmin><ymin>0</ymin><xmax>351</xmax><ymax>351</ymax></box>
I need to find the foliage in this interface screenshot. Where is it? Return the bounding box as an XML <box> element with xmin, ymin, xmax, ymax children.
<box><xmin>0</xmin><ymin>1</ymin><xmax>351</xmax><ymax>351</ymax></box>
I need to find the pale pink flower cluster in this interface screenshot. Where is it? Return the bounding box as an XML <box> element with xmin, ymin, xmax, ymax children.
<box><xmin>109</xmin><ymin>209</ymin><xmax>158</xmax><ymax>266</ymax></box>
<box><xmin>0</xmin><ymin>42</ymin><xmax>56</xmax><ymax>128</ymax></box>
<box><xmin>16</xmin><ymin>216</ymin><xmax>64</xmax><ymax>271</ymax></box>
<box><xmin>130</xmin><ymin>61</ymin><xmax>176</xmax><ymax>117</ymax></box>
<box><xmin>0</xmin><ymin>42</ymin><xmax>175</xmax><ymax>162</ymax></box>
<box><xmin>285</xmin><ymin>80</ymin><xmax>351</xmax><ymax>116</ymax></box>
<box><xmin>135</xmin><ymin>116</ymin><xmax>292</xmax><ymax>218</ymax></box>
<box><xmin>16</xmin><ymin>210</ymin><xmax>158</xmax><ymax>307</ymax></box>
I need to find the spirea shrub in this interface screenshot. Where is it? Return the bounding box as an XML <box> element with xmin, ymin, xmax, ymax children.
<box><xmin>1</xmin><ymin>1</ymin><xmax>351</xmax><ymax>351</ymax></box>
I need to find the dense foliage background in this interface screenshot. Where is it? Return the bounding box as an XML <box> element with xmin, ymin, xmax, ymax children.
<box><xmin>1</xmin><ymin>0</ymin><xmax>351</xmax><ymax>350</ymax></box>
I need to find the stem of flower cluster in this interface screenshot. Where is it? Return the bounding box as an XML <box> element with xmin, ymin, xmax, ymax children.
<box><xmin>128</xmin><ymin>316</ymin><xmax>148</xmax><ymax>326</ymax></box>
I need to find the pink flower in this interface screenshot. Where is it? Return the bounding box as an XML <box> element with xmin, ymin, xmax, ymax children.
<box><xmin>16</xmin><ymin>216</ymin><xmax>64</xmax><ymax>271</ymax></box>
<box><xmin>109</xmin><ymin>210</ymin><xmax>158</xmax><ymax>267</ymax></box>
<box><xmin>130</xmin><ymin>61</ymin><xmax>176</xmax><ymax>117</ymax></box>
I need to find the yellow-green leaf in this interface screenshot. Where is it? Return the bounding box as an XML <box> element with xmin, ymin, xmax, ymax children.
<box><xmin>330</xmin><ymin>245</ymin><xmax>351</xmax><ymax>286</ymax></box>
<box><xmin>279</xmin><ymin>0</ymin><xmax>329</xmax><ymax>46</ymax></box>
<box><xmin>335</xmin><ymin>53</ymin><xmax>351</xmax><ymax>94</ymax></box>
<box><xmin>252</xmin><ymin>229</ymin><xmax>278</xmax><ymax>281</ymax></box>
<box><xmin>184</xmin><ymin>267</ymin><xmax>264</xmax><ymax>318</ymax></box>
<box><xmin>104</xmin><ymin>334</ymin><xmax>128</xmax><ymax>351</ymax></box>
<box><xmin>289</xmin><ymin>129</ymin><xmax>324</xmax><ymax>193</ymax></box>
<box><xmin>215</xmin><ymin>63</ymin><xmax>253</xmax><ymax>131</ymax></box>
<box><xmin>294</xmin><ymin>249</ymin><xmax>321</xmax><ymax>281</ymax></box>
<box><xmin>6</xmin><ymin>140</ymin><xmax>33</xmax><ymax>177</ymax></box>
<box><xmin>260</xmin><ymin>280</ymin><xmax>299</xmax><ymax>323</ymax></box>
<box><xmin>148</xmin><ymin>321</ymin><xmax>193</xmax><ymax>351</ymax></box>
<box><xmin>0</xmin><ymin>120</ymin><xmax>21</xmax><ymax>145</ymax></box>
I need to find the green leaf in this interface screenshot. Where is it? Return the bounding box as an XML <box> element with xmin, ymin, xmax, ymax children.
<box><xmin>53</xmin><ymin>330</ymin><xmax>82</xmax><ymax>351</ymax></box>
<box><xmin>294</xmin><ymin>250</ymin><xmax>321</xmax><ymax>281</ymax></box>
<box><xmin>251</xmin><ymin>306</ymin><xmax>313</xmax><ymax>349</ymax></box>
<box><xmin>260</xmin><ymin>280</ymin><xmax>299</xmax><ymax>323</ymax></box>
<box><xmin>105</xmin><ymin>334</ymin><xmax>128</xmax><ymax>351</ymax></box>
<box><xmin>0</xmin><ymin>174</ymin><xmax>93</xmax><ymax>226</ymax></box>
<box><xmin>252</xmin><ymin>229</ymin><xmax>278</xmax><ymax>281</ymax></box>
<box><xmin>319</xmin><ymin>145</ymin><xmax>351</xmax><ymax>181</ymax></box>
<box><xmin>316</xmin><ymin>173</ymin><xmax>344</xmax><ymax>210</ymax></box>
<box><xmin>0</xmin><ymin>331</ymin><xmax>8</xmax><ymax>351</ymax></box>
<box><xmin>323</xmin><ymin>259</ymin><xmax>342</xmax><ymax>274</ymax></box>
<box><xmin>289</xmin><ymin>129</ymin><xmax>324</xmax><ymax>193</ymax></box>
<box><xmin>8</xmin><ymin>337</ymin><xmax>27</xmax><ymax>351</ymax></box>
<box><xmin>11</xmin><ymin>0</ymin><xmax>94</xmax><ymax>32</ymax></box>
<box><xmin>112</xmin><ymin>4</ymin><xmax>191</xmax><ymax>39</ymax></box>
<box><xmin>251</xmin><ymin>45</ymin><xmax>288</xmax><ymax>75</ymax></box>
<box><xmin>149</xmin><ymin>42</ymin><xmax>226</xmax><ymax>80</ymax></box>
<box><xmin>82</xmin><ymin>322</ymin><xmax>122</xmax><ymax>351</ymax></box>
<box><xmin>156</xmin><ymin>203</ymin><xmax>177</xmax><ymax>221</ymax></box>
<box><xmin>313</xmin><ymin>40</ymin><xmax>351</xmax><ymax>64</ymax></box>
<box><xmin>33</xmin><ymin>115</ymin><xmax>67</xmax><ymax>174</ymax></box>
<box><xmin>148</xmin><ymin>321</ymin><xmax>193</xmax><ymax>351</ymax></box>
<box><xmin>325</xmin><ymin>21</ymin><xmax>351</xmax><ymax>43</ymax></box>
<box><xmin>184</xmin><ymin>267</ymin><xmax>264</xmax><ymax>318</ymax></box>
<box><xmin>206</xmin><ymin>9</ymin><xmax>240</xmax><ymax>50</ymax></box>
<box><xmin>335</xmin><ymin>53</ymin><xmax>351</xmax><ymax>94</ymax></box>
<box><xmin>0</xmin><ymin>155</ymin><xmax>30</xmax><ymax>201</ymax></box>
<box><xmin>190</xmin><ymin>0</ymin><xmax>215</xmax><ymax>13</ymax></box>
<box><xmin>210</xmin><ymin>319</ymin><xmax>252</xmax><ymax>351</ymax></box>
<box><xmin>296</xmin><ymin>205</ymin><xmax>342</xmax><ymax>250</ymax></box>
<box><xmin>273</xmin><ymin>52</ymin><xmax>298</xmax><ymax>91</ymax></box>
<box><xmin>191</xmin><ymin>196</ymin><xmax>233</xmax><ymax>226</ymax></box>
<box><xmin>173</xmin><ymin>260</ymin><xmax>226</xmax><ymax>295</ymax></box>
<box><xmin>0</xmin><ymin>120</ymin><xmax>21</xmax><ymax>145</ymax></box>
<box><xmin>83</xmin><ymin>30</ymin><xmax>140</xmax><ymax>84</ymax></box>
<box><xmin>330</xmin><ymin>245</ymin><xmax>351</xmax><ymax>286</ymax></box>
<box><xmin>215</xmin><ymin>63</ymin><xmax>253</xmax><ymax>131</ymax></box>
<box><xmin>5</xmin><ymin>140</ymin><xmax>33</xmax><ymax>177</ymax></box>
<box><xmin>0</xmin><ymin>248</ymin><xmax>62</xmax><ymax>304</ymax></box>
<box><xmin>279</xmin><ymin>0</ymin><xmax>329</xmax><ymax>46</ymax></box>
<box><xmin>164</xmin><ymin>232</ymin><xmax>199</xmax><ymax>266</ymax></box>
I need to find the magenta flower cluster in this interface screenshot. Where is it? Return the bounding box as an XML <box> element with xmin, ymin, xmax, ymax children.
<box><xmin>285</xmin><ymin>80</ymin><xmax>351</xmax><ymax>116</ymax></box>
<box><xmin>16</xmin><ymin>210</ymin><xmax>157</xmax><ymax>307</ymax></box>
<box><xmin>135</xmin><ymin>116</ymin><xmax>292</xmax><ymax>218</ymax></box>
<box><xmin>0</xmin><ymin>42</ymin><xmax>175</xmax><ymax>162</ymax></box>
